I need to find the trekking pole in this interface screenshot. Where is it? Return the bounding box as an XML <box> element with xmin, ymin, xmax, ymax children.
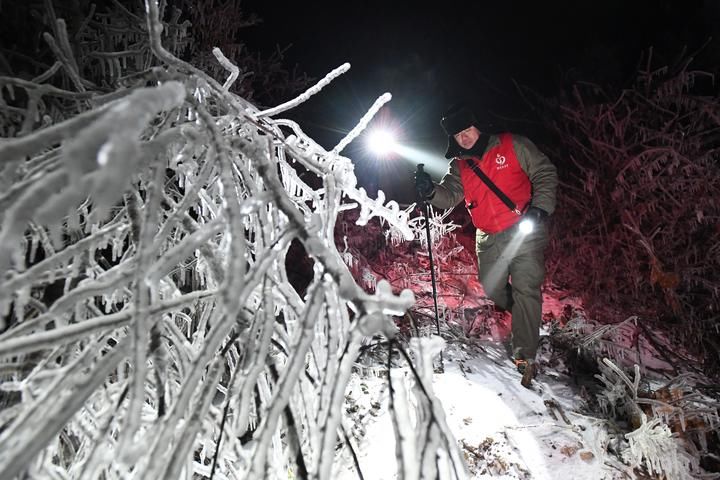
<box><xmin>416</xmin><ymin>164</ymin><xmax>443</xmax><ymax>371</ymax></box>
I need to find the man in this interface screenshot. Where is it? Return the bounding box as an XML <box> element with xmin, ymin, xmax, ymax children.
<box><xmin>415</xmin><ymin>105</ymin><xmax>558</xmax><ymax>387</ymax></box>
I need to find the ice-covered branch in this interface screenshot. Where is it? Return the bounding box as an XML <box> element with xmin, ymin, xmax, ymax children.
<box><xmin>332</xmin><ymin>92</ymin><xmax>392</xmax><ymax>155</ymax></box>
<box><xmin>212</xmin><ymin>47</ymin><xmax>240</xmax><ymax>91</ymax></box>
<box><xmin>0</xmin><ymin>3</ymin><xmax>466</xmax><ymax>479</ymax></box>
<box><xmin>258</xmin><ymin>62</ymin><xmax>350</xmax><ymax>118</ymax></box>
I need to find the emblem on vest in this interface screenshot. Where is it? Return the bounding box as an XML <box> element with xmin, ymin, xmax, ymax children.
<box><xmin>495</xmin><ymin>153</ymin><xmax>509</xmax><ymax>170</ymax></box>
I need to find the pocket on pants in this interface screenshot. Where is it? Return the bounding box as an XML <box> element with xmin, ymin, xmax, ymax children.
<box><xmin>475</xmin><ymin>230</ymin><xmax>493</xmax><ymax>256</ymax></box>
<box><xmin>518</xmin><ymin>221</ymin><xmax>547</xmax><ymax>246</ymax></box>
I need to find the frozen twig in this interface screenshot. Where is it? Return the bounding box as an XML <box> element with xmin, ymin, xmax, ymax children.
<box><xmin>332</xmin><ymin>92</ymin><xmax>392</xmax><ymax>155</ymax></box>
<box><xmin>258</xmin><ymin>62</ymin><xmax>350</xmax><ymax>118</ymax></box>
<box><xmin>212</xmin><ymin>47</ymin><xmax>240</xmax><ymax>91</ymax></box>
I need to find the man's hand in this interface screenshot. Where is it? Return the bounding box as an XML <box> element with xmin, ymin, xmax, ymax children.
<box><xmin>524</xmin><ymin>206</ymin><xmax>549</xmax><ymax>223</ymax></box>
<box><xmin>415</xmin><ymin>169</ymin><xmax>435</xmax><ymax>201</ymax></box>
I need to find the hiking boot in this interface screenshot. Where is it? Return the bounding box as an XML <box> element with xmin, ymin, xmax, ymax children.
<box><xmin>514</xmin><ymin>359</ymin><xmax>537</xmax><ymax>388</ymax></box>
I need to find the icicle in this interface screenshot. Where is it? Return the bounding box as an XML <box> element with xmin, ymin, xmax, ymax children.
<box><xmin>699</xmin><ymin>428</ymin><xmax>708</xmax><ymax>452</ymax></box>
<box><xmin>47</xmin><ymin>263</ymin><xmax>58</xmax><ymax>284</ymax></box>
<box><xmin>111</xmin><ymin>236</ymin><xmax>121</xmax><ymax>262</ymax></box>
<box><xmin>280</xmin><ymin>164</ymin><xmax>290</xmax><ymax>191</ymax></box>
<box><xmin>54</xmin><ymin>312</ymin><xmax>68</xmax><ymax>328</ymax></box>
<box><xmin>678</xmin><ymin>409</ymin><xmax>686</xmax><ymax>431</ymax></box>
<box><xmin>103</xmin><ymin>294</ymin><xmax>111</xmax><ymax>314</ymax></box>
<box><xmin>70</xmin><ymin>257</ymin><xmax>81</xmax><ymax>281</ymax></box>
<box><xmin>13</xmin><ymin>287</ymin><xmax>30</xmax><ymax>324</ymax></box>
<box><xmin>178</xmin><ymin>267</ymin><xmax>185</xmax><ymax>288</ymax></box>
<box><xmin>194</xmin><ymin>253</ymin><xmax>205</xmax><ymax>288</ymax></box>
<box><xmin>361</xmin><ymin>268</ymin><xmax>376</xmax><ymax>291</ymax></box>
<box><xmin>29</xmin><ymin>235</ymin><xmax>39</xmax><ymax>263</ymax></box>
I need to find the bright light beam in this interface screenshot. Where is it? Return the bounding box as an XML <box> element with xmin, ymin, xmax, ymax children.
<box><xmin>393</xmin><ymin>144</ymin><xmax>448</xmax><ymax>175</ymax></box>
<box><xmin>367</xmin><ymin>130</ymin><xmax>397</xmax><ymax>156</ymax></box>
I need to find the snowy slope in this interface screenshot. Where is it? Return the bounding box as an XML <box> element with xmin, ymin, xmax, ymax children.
<box><xmin>334</xmin><ymin>211</ymin><xmax>718</xmax><ymax>479</ymax></box>
<box><xmin>335</xmin><ymin>338</ymin><xmax>628</xmax><ymax>480</ymax></box>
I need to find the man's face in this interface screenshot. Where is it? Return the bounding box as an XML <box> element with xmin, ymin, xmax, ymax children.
<box><xmin>453</xmin><ymin>126</ymin><xmax>481</xmax><ymax>150</ymax></box>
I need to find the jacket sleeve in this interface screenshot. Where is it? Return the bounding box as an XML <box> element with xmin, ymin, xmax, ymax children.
<box><xmin>429</xmin><ymin>158</ymin><xmax>465</xmax><ymax>209</ymax></box>
<box><xmin>513</xmin><ymin>135</ymin><xmax>558</xmax><ymax>215</ymax></box>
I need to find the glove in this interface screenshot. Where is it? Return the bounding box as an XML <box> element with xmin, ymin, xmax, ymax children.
<box><xmin>524</xmin><ymin>206</ymin><xmax>549</xmax><ymax>223</ymax></box>
<box><xmin>415</xmin><ymin>169</ymin><xmax>435</xmax><ymax>201</ymax></box>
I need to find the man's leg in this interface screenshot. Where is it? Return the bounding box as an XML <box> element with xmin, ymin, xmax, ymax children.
<box><xmin>476</xmin><ymin>232</ymin><xmax>512</xmax><ymax>310</ymax></box>
<box><xmin>508</xmin><ymin>226</ymin><xmax>548</xmax><ymax>361</ymax></box>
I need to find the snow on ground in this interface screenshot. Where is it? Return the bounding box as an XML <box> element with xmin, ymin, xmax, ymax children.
<box><xmin>334</xmin><ymin>214</ymin><xmax>715</xmax><ymax>479</ymax></box>
<box><xmin>335</xmin><ymin>335</ymin><xmax>626</xmax><ymax>480</ymax></box>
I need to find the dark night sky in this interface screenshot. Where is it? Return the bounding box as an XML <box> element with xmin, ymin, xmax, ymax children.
<box><xmin>243</xmin><ymin>0</ymin><xmax>718</xmax><ymax>201</ymax></box>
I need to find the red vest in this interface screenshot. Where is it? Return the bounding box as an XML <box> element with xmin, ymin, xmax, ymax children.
<box><xmin>458</xmin><ymin>133</ymin><xmax>531</xmax><ymax>233</ymax></box>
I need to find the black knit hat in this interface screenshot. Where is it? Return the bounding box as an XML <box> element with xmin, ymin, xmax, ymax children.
<box><xmin>441</xmin><ymin>105</ymin><xmax>481</xmax><ymax>159</ymax></box>
<box><xmin>441</xmin><ymin>105</ymin><xmax>478</xmax><ymax>136</ymax></box>
<box><xmin>440</xmin><ymin>103</ymin><xmax>495</xmax><ymax>159</ymax></box>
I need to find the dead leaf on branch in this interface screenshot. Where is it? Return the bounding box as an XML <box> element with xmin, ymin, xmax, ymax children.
<box><xmin>650</xmin><ymin>261</ymin><xmax>680</xmax><ymax>290</ymax></box>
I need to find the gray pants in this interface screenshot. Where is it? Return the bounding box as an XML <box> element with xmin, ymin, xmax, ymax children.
<box><xmin>475</xmin><ymin>222</ymin><xmax>549</xmax><ymax>360</ymax></box>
